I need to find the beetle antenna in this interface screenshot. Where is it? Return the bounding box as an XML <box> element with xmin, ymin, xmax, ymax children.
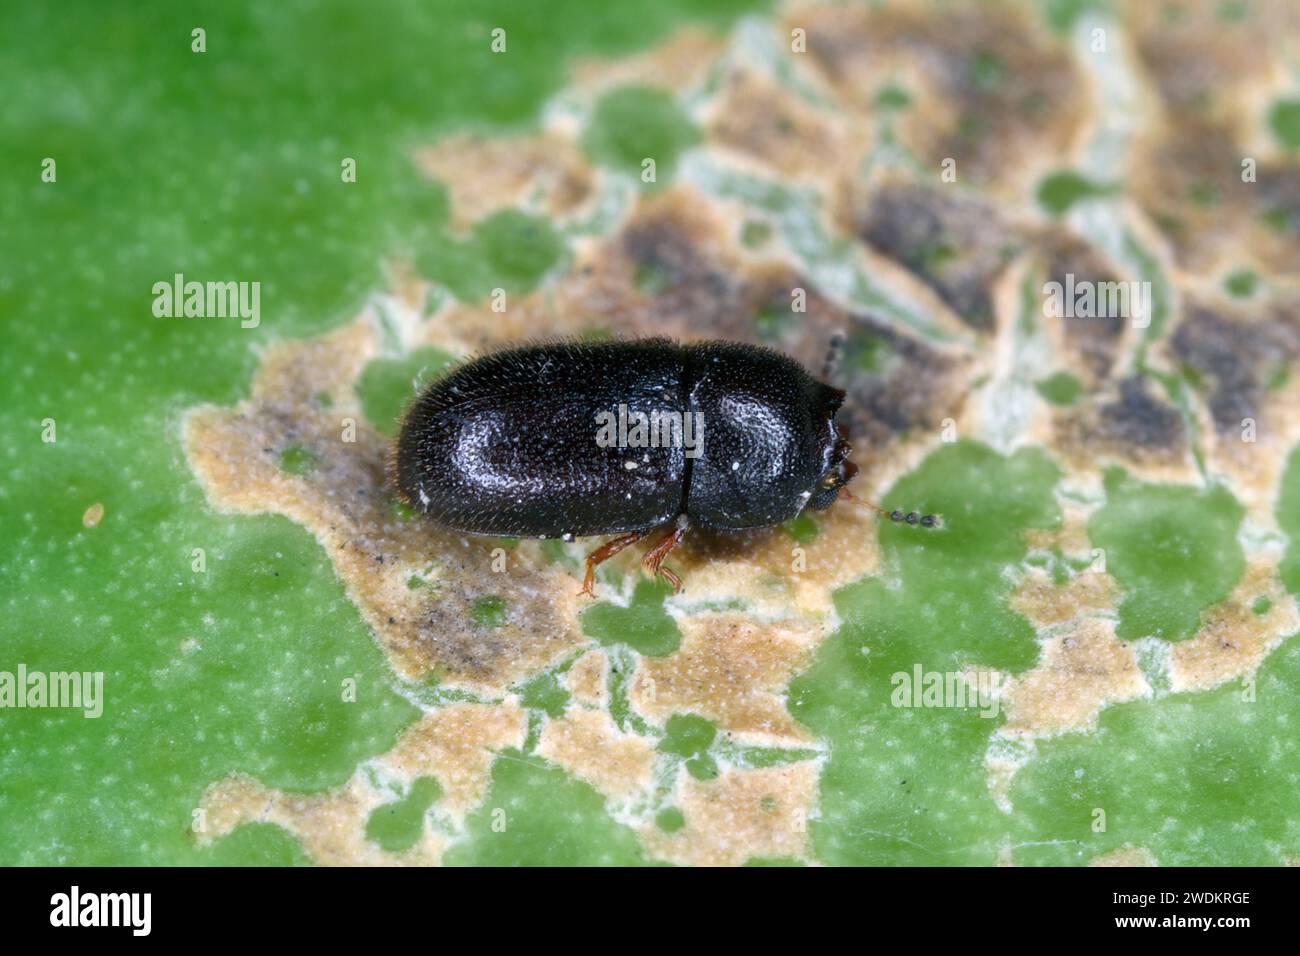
<box><xmin>838</xmin><ymin>487</ymin><xmax>942</xmax><ymax>528</ymax></box>
<box><xmin>822</xmin><ymin>330</ymin><xmax>846</xmax><ymax>382</ymax></box>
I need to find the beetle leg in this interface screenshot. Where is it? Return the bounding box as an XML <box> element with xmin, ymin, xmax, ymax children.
<box><xmin>579</xmin><ymin>529</ymin><xmax>650</xmax><ymax>598</ymax></box>
<box><xmin>642</xmin><ymin>518</ymin><xmax>689</xmax><ymax>593</ymax></box>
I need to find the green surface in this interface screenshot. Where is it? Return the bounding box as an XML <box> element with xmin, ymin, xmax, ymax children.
<box><xmin>0</xmin><ymin>0</ymin><xmax>766</xmax><ymax>866</ymax></box>
<box><xmin>3</xmin><ymin>0</ymin><xmax>1298</xmax><ymax>867</ymax></box>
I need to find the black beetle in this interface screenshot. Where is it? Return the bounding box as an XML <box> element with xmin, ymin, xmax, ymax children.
<box><xmin>394</xmin><ymin>337</ymin><xmax>937</xmax><ymax>595</ymax></box>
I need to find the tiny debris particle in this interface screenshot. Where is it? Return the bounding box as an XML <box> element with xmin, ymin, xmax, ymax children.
<box><xmin>82</xmin><ymin>502</ymin><xmax>105</xmax><ymax>528</ymax></box>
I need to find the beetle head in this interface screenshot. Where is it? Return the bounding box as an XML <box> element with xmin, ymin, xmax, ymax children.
<box><xmin>808</xmin><ymin>396</ymin><xmax>858</xmax><ymax>511</ymax></box>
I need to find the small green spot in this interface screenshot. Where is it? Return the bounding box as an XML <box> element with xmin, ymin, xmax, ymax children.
<box><xmin>754</xmin><ymin>301</ymin><xmax>799</xmax><ymax>341</ymax></box>
<box><xmin>364</xmin><ymin>777</ymin><xmax>442</xmax><ymax>853</ymax></box>
<box><xmin>874</xmin><ymin>84</ymin><xmax>911</xmax><ymax>110</ymax></box>
<box><xmin>847</xmin><ymin>334</ymin><xmax>893</xmax><ymax>374</ymax></box>
<box><xmin>1021</xmin><ymin>91</ymin><xmax>1050</xmax><ymax>118</ymax></box>
<box><xmin>783</xmin><ymin>512</ymin><xmax>819</xmax><ymax>544</ymax></box>
<box><xmin>1037</xmin><ymin>171</ymin><xmax>1111</xmax><ymax>216</ymax></box>
<box><xmin>969</xmin><ymin>49</ymin><xmax>1006</xmax><ymax>92</ymax></box>
<box><xmin>279</xmin><ymin>444</ymin><xmax>319</xmax><ymax>476</ymax></box>
<box><xmin>356</xmin><ymin>346</ymin><xmax>455</xmax><ymax>436</ymax></box>
<box><xmin>1189</xmin><ymin>181</ymin><xmax>1220</xmax><ymax>207</ymax></box>
<box><xmin>583</xmin><ymin>85</ymin><xmax>699</xmax><ymax>187</ymax></box>
<box><xmin>388</xmin><ymin>497</ymin><xmax>417</xmax><ymax>521</ymax></box>
<box><xmin>655</xmin><ymin>807</ymin><xmax>685</xmax><ymax>832</ymax></box>
<box><xmin>1252</xmin><ymin>596</ymin><xmax>1272</xmax><ymax>616</ymax></box>
<box><xmin>685</xmin><ymin>754</ymin><xmax>718</xmax><ymax>780</ymax></box>
<box><xmin>659</xmin><ymin>713</ymin><xmax>716</xmax><ymax>758</ymax></box>
<box><xmin>539</xmin><ymin>538</ymin><xmax>575</xmax><ymax>568</ymax></box>
<box><xmin>1261</xmin><ymin>206</ymin><xmax>1291</xmax><ymax>233</ymax></box>
<box><xmin>741</xmin><ymin>219</ymin><xmax>772</xmax><ymax>248</ymax></box>
<box><xmin>581</xmin><ymin>577</ymin><xmax>681</xmax><ymax>656</ymax></box>
<box><xmin>1042</xmin><ymin>0</ymin><xmax>1107</xmax><ymax>34</ymax></box>
<box><xmin>1268</xmin><ymin>98</ymin><xmax>1300</xmax><ymax>151</ymax></box>
<box><xmin>1224</xmin><ymin>269</ymin><xmax>1258</xmax><ymax>298</ymax></box>
<box><xmin>1156</xmin><ymin>213</ymin><xmax>1187</xmax><ymax>237</ymax></box>
<box><xmin>915</xmin><ymin>239</ymin><xmax>956</xmax><ymax>274</ymax></box>
<box><xmin>1035</xmin><ymin>371</ymin><xmax>1083</xmax><ymax>406</ymax></box>
<box><xmin>635</xmin><ymin>260</ymin><xmax>672</xmax><ymax>296</ymax></box>
<box><xmin>406</xmin><ymin>574</ymin><xmax>426</xmax><ymax>590</ymax></box>
<box><xmin>1218</xmin><ymin>0</ymin><xmax>1249</xmax><ymax>21</ymax></box>
<box><xmin>475</xmin><ymin>209</ymin><xmax>565</xmax><ymax>290</ymax></box>
<box><xmin>518</xmin><ymin>669</ymin><xmax>570</xmax><ymax>718</ymax></box>
<box><xmin>1267</xmin><ymin>362</ymin><xmax>1290</xmax><ymax>392</ymax></box>
<box><xmin>471</xmin><ymin>595</ymin><xmax>509</xmax><ymax>630</ymax></box>
<box><xmin>312</xmin><ymin>390</ymin><xmax>333</xmax><ymax>409</ymax></box>
<box><xmin>1050</xmin><ymin>558</ymin><xmax>1069</xmax><ymax>586</ymax></box>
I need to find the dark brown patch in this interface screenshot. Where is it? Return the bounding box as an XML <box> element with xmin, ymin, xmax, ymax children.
<box><xmin>1095</xmin><ymin>376</ymin><xmax>1186</xmax><ymax>452</ymax></box>
<box><xmin>706</xmin><ymin>66</ymin><xmax>863</xmax><ymax>182</ymax></box>
<box><xmin>1057</xmin><ymin>375</ymin><xmax>1187</xmax><ymax>465</ymax></box>
<box><xmin>560</xmin><ymin>191</ymin><xmax>978</xmax><ymax>477</ymax></box>
<box><xmin>855</xmin><ymin>184</ymin><xmax>1022</xmax><ymax>330</ymax></box>
<box><xmin>1130</xmin><ymin>119</ymin><xmax>1269</xmax><ymax>271</ymax></box>
<box><xmin>1169</xmin><ymin>303</ymin><xmax>1300</xmax><ymax>434</ymax></box>
<box><xmin>1035</xmin><ymin>232</ymin><xmax>1129</xmax><ymax>384</ymax></box>
<box><xmin>794</xmin><ymin>1</ymin><xmax>1084</xmax><ymax>184</ymax></box>
<box><xmin>1126</xmin><ymin>0</ymin><xmax>1282</xmax><ymax>117</ymax></box>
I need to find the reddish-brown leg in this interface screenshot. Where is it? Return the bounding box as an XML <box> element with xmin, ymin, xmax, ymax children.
<box><xmin>642</xmin><ymin>519</ymin><xmax>689</xmax><ymax>593</ymax></box>
<box><xmin>579</xmin><ymin>529</ymin><xmax>649</xmax><ymax>597</ymax></box>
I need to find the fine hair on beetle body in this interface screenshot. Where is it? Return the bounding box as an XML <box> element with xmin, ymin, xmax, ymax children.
<box><xmin>393</xmin><ymin>336</ymin><xmax>940</xmax><ymax>597</ymax></box>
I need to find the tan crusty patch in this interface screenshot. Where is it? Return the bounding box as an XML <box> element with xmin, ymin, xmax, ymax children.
<box><xmin>182</xmin><ymin>314</ymin><xmax>584</xmax><ymax>691</ymax></box>
<box><xmin>563</xmin><ymin>650</ymin><xmax>609</xmax><ymax>708</ymax></box>
<box><xmin>1011</xmin><ymin>565</ymin><xmax>1119</xmax><ymax>629</ymax></box>
<box><xmin>378</xmin><ymin>702</ymin><xmax>529</xmax><ymax>819</ymax></box>
<box><xmin>569</xmin><ymin>27</ymin><xmax>726</xmax><ymax>94</ymax></box>
<box><xmin>1023</xmin><ymin>504</ymin><xmax>1095</xmax><ymax>557</ymax></box>
<box><xmin>640</xmin><ymin>762</ymin><xmax>818</xmax><ymax>866</ymax></box>
<box><xmin>198</xmin><ymin>773</ymin><xmax>441</xmax><ymax>867</ymax></box>
<box><xmin>667</xmin><ymin>504</ymin><xmax>880</xmax><ymax>620</ymax></box>
<box><xmin>705</xmin><ymin>64</ymin><xmax>870</xmax><ymax>186</ymax></box>
<box><xmin>1168</xmin><ymin>559</ymin><xmax>1300</xmax><ymax>693</ymax></box>
<box><xmin>197</xmin><ymin>702</ymin><xmax>525</xmax><ymax>866</ymax></box>
<box><xmin>1089</xmin><ymin>844</ymin><xmax>1158</xmax><ymax>867</ymax></box>
<box><xmin>82</xmin><ymin>502</ymin><xmax>105</xmax><ymax>529</ymax></box>
<box><xmin>412</xmin><ymin>132</ymin><xmax>594</xmax><ymax>230</ymax></box>
<box><xmin>998</xmin><ymin>618</ymin><xmax>1148</xmax><ymax>739</ymax></box>
<box><xmin>629</xmin><ymin>612</ymin><xmax>823</xmax><ymax>747</ymax></box>
<box><xmin>536</xmin><ymin>708</ymin><xmax>657</xmax><ymax>802</ymax></box>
